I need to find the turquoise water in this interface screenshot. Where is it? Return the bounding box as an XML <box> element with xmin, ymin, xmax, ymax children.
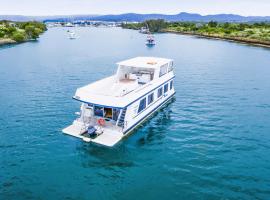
<box><xmin>1</xmin><ymin>27</ymin><xmax>270</xmax><ymax>200</ymax></box>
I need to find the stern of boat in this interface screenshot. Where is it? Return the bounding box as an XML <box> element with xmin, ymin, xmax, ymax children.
<box><xmin>62</xmin><ymin>121</ymin><xmax>123</xmax><ymax>147</ymax></box>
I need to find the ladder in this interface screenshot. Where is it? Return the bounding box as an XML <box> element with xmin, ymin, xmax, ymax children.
<box><xmin>117</xmin><ymin>108</ymin><xmax>127</xmax><ymax>128</ymax></box>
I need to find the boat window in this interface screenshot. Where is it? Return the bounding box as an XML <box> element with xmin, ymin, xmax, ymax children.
<box><xmin>170</xmin><ymin>80</ymin><xmax>173</xmax><ymax>90</ymax></box>
<box><xmin>138</xmin><ymin>98</ymin><xmax>146</xmax><ymax>113</ymax></box>
<box><xmin>164</xmin><ymin>83</ymin><xmax>168</xmax><ymax>93</ymax></box>
<box><xmin>113</xmin><ymin>108</ymin><xmax>120</xmax><ymax>121</ymax></box>
<box><xmin>88</xmin><ymin>103</ymin><xmax>94</xmax><ymax>108</ymax></box>
<box><xmin>148</xmin><ymin>93</ymin><xmax>154</xmax><ymax>105</ymax></box>
<box><xmin>104</xmin><ymin>107</ymin><xmax>113</xmax><ymax>119</ymax></box>
<box><xmin>157</xmin><ymin>87</ymin><xmax>163</xmax><ymax>98</ymax></box>
<box><xmin>94</xmin><ymin>106</ymin><xmax>104</xmax><ymax>117</ymax></box>
<box><xmin>159</xmin><ymin>64</ymin><xmax>168</xmax><ymax>77</ymax></box>
<box><xmin>168</xmin><ymin>61</ymin><xmax>173</xmax><ymax>72</ymax></box>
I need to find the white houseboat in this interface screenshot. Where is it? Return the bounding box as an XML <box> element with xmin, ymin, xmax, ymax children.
<box><xmin>62</xmin><ymin>57</ymin><xmax>175</xmax><ymax>147</ymax></box>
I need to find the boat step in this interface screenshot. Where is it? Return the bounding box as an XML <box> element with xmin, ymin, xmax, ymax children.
<box><xmin>117</xmin><ymin>108</ymin><xmax>127</xmax><ymax>127</ymax></box>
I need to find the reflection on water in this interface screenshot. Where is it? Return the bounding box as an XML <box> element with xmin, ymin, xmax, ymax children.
<box><xmin>136</xmin><ymin>99</ymin><xmax>175</xmax><ymax>147</ymax></box>
<box><xmin>77</xmin><ymin>143</ymin><xmax>134</xmax><ymax>169</ymax></box>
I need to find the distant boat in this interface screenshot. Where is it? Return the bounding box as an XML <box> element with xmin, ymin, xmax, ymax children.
<box><xmin>145</xmin><ymin>34</ymin><xmax>155</xmax><ymax>46</ymax></box>
<box><xmin>139</xmin><ymin>27</ymin><xmax>150</xmax><ymax>34</ymax></box>
<box><xmin>65</xmin><ymin>22</ymin><xmax>75</xmax><ymax>27</ymax></box>
<box><xmin>68</xmin><ymin>31</ymin><xmax>78</xmax><ymax>39</ymax></box>
<box><xmin>47</xmin><ymin>24</ymin><xmax>54</xmax><ymax>28</ymax></box>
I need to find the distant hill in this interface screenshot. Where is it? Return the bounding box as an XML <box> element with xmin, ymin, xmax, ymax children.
<box><xmin>1</xmin><ymin>12</ymin><xmax>270</xmax><ymax>22</ymax></box>
<box><xmin>90</xmin><ymin>12</ymin><xmax>270</xmax><ymax>22</ymax></box>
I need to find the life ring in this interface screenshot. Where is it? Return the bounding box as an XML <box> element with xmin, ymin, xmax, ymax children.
<box><xmin>97</xmin><ymin>118</ymin><xmax>105</xmax><ymax>126</ymax></box>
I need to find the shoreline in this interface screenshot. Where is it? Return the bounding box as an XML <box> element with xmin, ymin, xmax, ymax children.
<box><xmin>165</xmin><ymin>30</ymin><xmax>270</xmax><ymax>48</ymax></box>
<box><xmin>0</xmin><ymin>38</ymin><xmax>17</xmax><ymax>46</ymax></box>
<box><xmin>2</xmin><ymin>28</ymin><xmax>270</xmax><ymax>49</ymax></box>
<box><xmin>0</xmin><ymin>38</ymin><xmax>42</xmax><ymax>47</ymax></box>
<box><xmin>0</xmin><ymin>21</ymin><xmax>47</xmax><ymax>47</ymax></box>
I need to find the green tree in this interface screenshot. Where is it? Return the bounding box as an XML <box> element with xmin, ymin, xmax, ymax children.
<box><xmin>144</xmin><ymin>19</ymin><xmax>167</xmax><ymax>32</ymax></box>
<box><xmin>25</xmin><ymin>25</ymin><xmax>39</xmax><ymax>39</ymax></box>
<box><xmin>238</xmin><ymin>23</ymin><xmax>247</xmax><ymax>31</ymax></box>
<box><xmin>224</xmin><ymin>29</ymin><xmax>232</xmax><ymax>34</ymax></box>
<box><xmin>0</xmin><ymin>31</ymin><xmax>4</xmax><ymax>38</ymax></box>
<box><xmin>6</xmin><ymin>26</ymin><xmax>17</xmax><ymax>36</ymax></box>
<box><xmin>208</xmin><ymin>21</ymin><xmax>218</xmax><ymax>28</ymax></box>
<box><xmin>12</xmin><ymin>31</ymin><xmax>26</xmax><ymax>42</ymax></box>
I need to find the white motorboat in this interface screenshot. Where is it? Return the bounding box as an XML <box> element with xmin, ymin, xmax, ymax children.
<box><xmin>146</xmin><ymin>34</ymin><xmax>156</xmax><ymax>46</ymax></box>
<box><xmin>62</xmin><ymin>57</ymin><xmax>175</xmax><ymax>147</ymax></box>
<box><xmin>139</xmin><ymin>27</ymin><xmax>150</xmax><ymax>34</ymax></box>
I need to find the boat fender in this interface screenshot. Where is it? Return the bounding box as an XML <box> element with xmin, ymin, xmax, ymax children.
<box><xmin>97</xmin><ymin>118</ymin><xmax>105</xmax><ymax>126</ymax></box>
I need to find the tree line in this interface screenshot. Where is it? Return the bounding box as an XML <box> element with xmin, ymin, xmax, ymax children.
<box><xmin>0</xmin><ymin>21</ymin><xmax>47</xmax><ymax>42</ymax></box>
<box><xmin>122</xmin><ymin>19</ymin><xmax>270</xmax><ymax>43</ymax></box>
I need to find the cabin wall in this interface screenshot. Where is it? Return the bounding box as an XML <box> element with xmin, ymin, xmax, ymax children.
<box><xmin>123</xmin><ymin>71</ymin><xmax>175</xmax><ymax>133</ymax></box>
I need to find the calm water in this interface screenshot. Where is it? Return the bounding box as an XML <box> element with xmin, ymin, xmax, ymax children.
<box><xmin>1</xmin><ymin>27</ymin><xmax>270</xmax><ymax>200</ymax></box>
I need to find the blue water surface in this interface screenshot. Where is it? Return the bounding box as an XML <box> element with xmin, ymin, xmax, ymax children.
<box><xmin>1</xmin><ymin>27</ymin><xmax>270</xmax><ymax>200</ymax></box>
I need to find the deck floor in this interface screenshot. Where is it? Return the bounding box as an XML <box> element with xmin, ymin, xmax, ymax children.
<box><xmin>62</xmin><ymin>124</ymin><xmax>123</xmax><ymax>147</ymax></box>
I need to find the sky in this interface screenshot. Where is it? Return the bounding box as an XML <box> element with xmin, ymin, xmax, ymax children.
<box><xmin>0</xmin><ymin>0</ymin><xmax>270</xmax><ymax>16</ymax></box>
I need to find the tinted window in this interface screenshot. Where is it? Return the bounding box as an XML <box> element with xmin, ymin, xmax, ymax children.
<box><xmin>170</xmin><ymin>80</ymin><xmax>173</xmax><ymax>90</ymax></box>
<box><xmin>159</xmin><ymin>64</ymin><xmax>168</xmax><ymax>77</ymax></box>
<box><xmin>138</xmin><ymin>98</ymin><xmax>146</xmax><ymax>113</ymax></box>
<box><xmin>168</xmin><ymin>61</ymin><xmax>173</xmax><ymax>72</ymax></box>
<box><xmin>148</xmin><ymin>93</ymin><xmax>154</xmax><ymax>105</ymax></box>
<box><xmin>164</xmin><ymin>84</ymin><xmax>168</xmax><ymax>93</ymax></box>
<box><xmin>94</xmin><ymin>106</ymin><xmax>103</xmax><ymax>117</ymax></box>
<box><xmin>112</xmin><ymin>108</ymin><xmax>120</xmax><ymax>121</ymax></box>
<box><xmin>157</xmin><ymin>87</ymin><xmax>163</xmax><ymax>98</ymax></box>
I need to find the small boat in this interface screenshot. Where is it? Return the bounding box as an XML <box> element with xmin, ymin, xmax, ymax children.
<box><xmin>139</xmin><ymin>27</ymin><xmax>150</xmax><ymax>34</ymax></box>
<box><xmin>62</xmin><ymin>57</ymin><xmax>175</xmax><ymax>147</ymax></box>
<box><xmin>146</xmin><ymin>34</ymin><xmax>156</xmax><ymax>46</ymax></box>
<box><xmin>68</xmin><ymin>31</ymin><xmax>78</xmax><ymax>39</ymax></box>
<box><xmin>65</xmin><ymin>22</ymin><xmax>75</xmax><ymax>27</ymax></box>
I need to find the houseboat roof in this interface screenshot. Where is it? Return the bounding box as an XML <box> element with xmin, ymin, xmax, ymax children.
<box><xmin>117</xmin><ymin>57</ymin><xmax>172</xmax><ymax>69</ymax></box>
<box><xmin>73</xmin><ymin>57</ymin><xmax>174</xmax><ymax>108</ymax></box>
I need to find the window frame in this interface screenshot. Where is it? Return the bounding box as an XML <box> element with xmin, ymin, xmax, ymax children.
<box><xmin>157</xmin><ymin>87</ymin><xmax>163</xmax><ymax>98</ymax></box>
<box><xmin>137</xmin><ymin>98</ymin><xmax>147</xmax><ymax>113</ymax></box>
<box><xmin>168</xmin><ymin>61</ymin><xmax>173</xmax><ymax>72</ymax></box>
<box><xmin>170</xmin><ymin>80</ymin><xmax>173</xmax><ymax>90</ymax></box>
<box><xmin>148</xmin><ymin>93</ymin><xmax>154</xmax><ymax>105</ymax></box>
<box><xmin>159</xmin><ymin>64</ymin><xmax>168</xmax><ymax>77</ymax></box>
<box><xmin>94</xmin><ymin>106</ymin><xmax>104</xmax><ymax>117</ymax></box>
<box><xmin>164</xmin><ymin>83</ymin><xmax>168</xmax><ymax>93</ymax></box>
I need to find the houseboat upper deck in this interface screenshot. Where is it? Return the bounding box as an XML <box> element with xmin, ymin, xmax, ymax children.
<box><xmin>73</xmin><ymin>57</ymin><xmax>173</xmax><ymax>108</ymax></box>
